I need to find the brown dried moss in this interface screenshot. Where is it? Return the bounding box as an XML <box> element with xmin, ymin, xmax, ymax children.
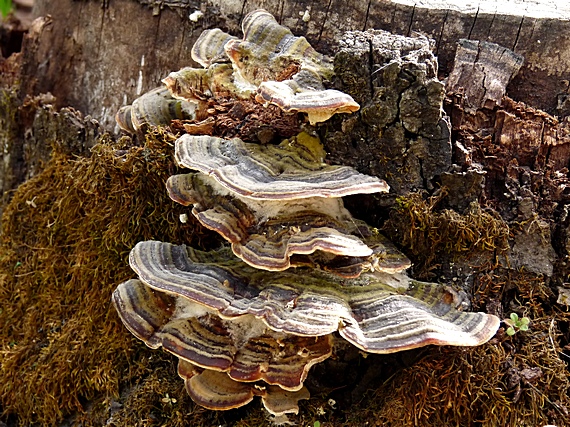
<box><xmin>362</xmin><ymin>322</ymin><xmax>569</xmax><ymax>427</ymax></box>
<box><xmin>0</xmin><ymin>128</ymin><xmax>219</xmax><ymax>425</ymax></box>
<box><xmin>383</xmin><ymin>191</ymin><xmax>510</xmax><ymax>277</ymax></box>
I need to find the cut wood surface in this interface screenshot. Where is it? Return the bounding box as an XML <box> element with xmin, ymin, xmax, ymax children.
<box><xmin>20</xmin><ymin>0</ymin><xmax>570</xmax><ymax>130</ymax></box>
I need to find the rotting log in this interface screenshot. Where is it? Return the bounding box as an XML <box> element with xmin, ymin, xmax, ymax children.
<box><xmin>1</xmin><ymin>1</ymin><xmax>570</xmax><ymax>426</ymax></box>
<box><xmin>20</xmin><ymin>0</ymin><xmax>570</xmax><ymax>128</ymax></box>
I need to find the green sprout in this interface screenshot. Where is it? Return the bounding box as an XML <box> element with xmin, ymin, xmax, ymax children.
<box><xmin>0</xmin><ymin>0</ymin><xmax>12</xmax><ymax>18</ymax></box>
<box><xmin>504</xmin><ymin>312</ymin><xmax>530</xmax><ymax>336</ymax></box>
<box><xmin>314</xmin><ymin>422</ymin><xmax>321</xmax><ymax>427</ymax></box>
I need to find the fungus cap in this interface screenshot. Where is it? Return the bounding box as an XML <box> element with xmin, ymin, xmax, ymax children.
<box><xmin>166</xmin><ymin>172</ymin><xmax>408</xmax><ymax>275</ymax></box>
<box><xmin>115</xmin><ymin>87</ymin><xmax>197</xmax><ymax>132</ymax></box>
<box><xmin>177</xmin><ymin>360</ymin><xmax>310</xmax><ymax>415</ymax></box>
<box><xmin>191</xmin><ymin>28</ymin><xmax>237</xmax><ymax>68</ymax></box>
<box><xmin>256</xmin><ymin>80</ymin><xmax>360</xmax><ymax>125</ymax></box>
<box><xmin>224</xmin><ymin>9</ymin><xmax>333</xmax><ymax>86</ymax></box>
<box><xmin>112</xmin><ymin>278</ymin><xmax>333</xmax><ymax>390</ymax></box>
<box><xmin>173</xmin><ymin>134</ymin><xmax>389</xmax><ymax>200</ymax></box>
<box><xmin>126</xmin><ymin>241</ymin><xmax>500</xmax><ymax>353</ymax></box>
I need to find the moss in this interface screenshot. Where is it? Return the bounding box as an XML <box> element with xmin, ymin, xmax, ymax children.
<box><xmin>364</xmin><ymin>323</ymin><xmax>569</xmax><ymax>427</ymax></box>
<box><xmin>0</xmin><ymin>129</ymin><xmax>219</xmax><ymax>425</ymax></box>
<box><xmin>383</xmin><ymin>191</ymin><xmax>510</xmax><ymax>277</ymax></box>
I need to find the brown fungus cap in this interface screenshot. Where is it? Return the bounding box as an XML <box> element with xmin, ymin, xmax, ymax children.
<box><xmin>166</xmin><ymin>172</ymin><xmax>408</xmax><ymax>275</ymax></box>
<box><xmin>191</xmin><ymin>28</ymin><xmax>237</xmax><ymax>68</ymax></box>
<box><xmin>177</xmin><ymin>360</ymin><xmax>310</xmax><ymax>415</ymax></box>
<box><xmin>178</xmin><ymin>362</ymin><xmax>255</xmax><ymax>411</ymax></box>
<box><xmin>112</xmin><ymin>278</ymin><xmax>333</xmax><ymax>391</ymax></box>
<box><xmin>173</xmin><ymin>134</ymin><xmax>389</xmax><ymax>200</ymax></box>
<box><xmin>126</xmin><ymin>241</ymin><xmax>500</xmax><ymax>353</ymax></box>
<box><xmin>162</xmin><ymin>64</ymin><xmax>252</xmax><ymax>103</ymax></box>
<box><xmin>223</xmin><ymin>9</ymin><xmax>360</xmax><ymax>123</ymax></box>
<box><xmin>115</xmin><ymin>87</ymin><xmax>197</xmax><ymax>133</ymax></box>
<box><xmin>224</xmin><ymin>9</ymin><xmax>333</xmax><ymax>87</ymax></box>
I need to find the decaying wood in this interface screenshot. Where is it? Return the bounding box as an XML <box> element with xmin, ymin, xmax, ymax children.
<box><xmin>442</xmin><ymin>38</ymin><xmax>570</xmax><ymax>282</ymax></box>
<box><xmin>13</xmin><ymin>0</ymin><xmax>570</xmax><ymax>131</ymax></box>
<box><xmin>447</xmin><ymin>39</ymin><xmax>524</xmax><ymax>112</ymax></box>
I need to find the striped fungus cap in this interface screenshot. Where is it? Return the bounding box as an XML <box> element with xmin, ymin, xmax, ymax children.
<box><xmin>112</xmin><ymin>10</ymin><xmax>500</xmax><ymax>415</ymax></box>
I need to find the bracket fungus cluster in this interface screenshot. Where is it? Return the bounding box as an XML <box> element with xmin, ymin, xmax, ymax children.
<box><xmin>116</xmin><ymin>9</ymin><xmax>359</xmax><ymax>134</ymax></box>
<box><xmin>112</xmin><ymin>10</ymin><xmax>500</xmax><ymax>416</ymax></box>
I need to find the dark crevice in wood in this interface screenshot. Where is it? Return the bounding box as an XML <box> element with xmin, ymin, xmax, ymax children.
<box><xmin>363</xmin><ymin>0</ymin><xmax>372</xmax><ymax>31</ymax></box>
<box><xmin>486</xmin><ymin>12</ymin><xmax>496</xmax><ymax>38</ymax></box>
<box><xmin>467</xmin><ymin>6</ymin><xmax>479</xmax><ymax>39</ymax></box>
<box><xmin>418</xmin><ymin>157</ymin><xmax>428</xmax><ymax>189</ymax></box>
<box><xmin>435</xmin><ymin>9</ymin><xmax>449</xmax><ymax>58</ymax></box>
<box><xmin>473</xmin><ymin>41</ymin><xmax>481</xmax><ymax>64</ymax></box>
<box><xmin>480</xmin><ymin>73</ymin><xmax>487</xmax><ymax>101</ymax></box>
<box><xmin>367</xmin><ymin>38</ymin><xmax>374</xmax><ymax>96</ymax></box>
<box><xmin>512</xmin><ymin>16</ymin><xmax>525</xmax><ymax>51</ymax></box>
<box><xmin>544</xmin><ymin>135</ymin><xmax>554</xmax><ymax>167</ymax></box>
<box><xmin>317</xmin><ymin>0</ymin><xmax>334</xmax><ymax>44</ymax></box>
<box><xmin>406</xmin><ymin>5</ymin><xmax>415</xmax><ymax>37</ymax></box>
<box><xmin>239</xmin><ymin>0</ymin><xmax>248</xmax><ymax>26</ymax></box>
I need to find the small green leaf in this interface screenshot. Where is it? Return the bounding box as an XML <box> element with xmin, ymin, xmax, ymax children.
<box><xmin>510</xmin><ymin>313</ymin><xmax>519</xmax><ymax>323</ymax></box>
<box><xmin>0</xmin><ymin>0</ymin><xmax>12</xmax><ymax>18</ymax></box>
<box><xmin>314</xmin><ymin>422</ymin><xmax>321</xmax><ymax>427</ymax></box>
<box><xmin>519</xmin><ymin>324</ymin><xmax>529</xmax><ymax>332</ymax></box>
<box><xmin>506</xmin><ymin>326</ymin><xmax>516</xmax><ymax>336</ymax></box>
<box><xmin>520</xmin><ymin>317</ymin><xmax>530</xmax><ymax>326</ymax></box>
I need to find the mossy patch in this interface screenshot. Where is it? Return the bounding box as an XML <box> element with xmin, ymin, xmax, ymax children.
<box><xmin>0</xmin><ymin>128</ymin><xmax>219</xmax><ymax>425</ymax></box>
<box><xmin>361</xmin><ymin>323</ymin><xmax>569</xmax><ymax>427</ymax></box>
<box><xmin>383</xmin><ymin>191</ymin><xmax>510</xmax><ymax>277</ymax></box>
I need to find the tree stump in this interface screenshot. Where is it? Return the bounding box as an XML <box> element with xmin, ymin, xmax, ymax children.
<box><xmin>1</xmin><ymin>1</ymin><xmax>570</xmax><ymax>426</ymax></box>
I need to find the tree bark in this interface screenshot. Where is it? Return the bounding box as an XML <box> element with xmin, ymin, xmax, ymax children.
<box><xmin>20</xmin><ymin>0</ymin><xmax>570</xmax><ymax>128</ymax></box>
